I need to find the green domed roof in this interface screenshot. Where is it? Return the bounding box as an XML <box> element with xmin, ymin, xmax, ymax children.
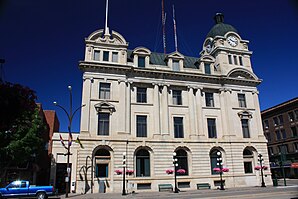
<box><xmin>206</xmin><ymin>13</ymin><xmax>238</xmax><ymax>38</ymax></box>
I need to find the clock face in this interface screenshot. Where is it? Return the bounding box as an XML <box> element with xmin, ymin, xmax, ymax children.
<box><xmin>227</xmin><ymin>36</ymin><xmax>238</xmax><ymax>47</ymax></box>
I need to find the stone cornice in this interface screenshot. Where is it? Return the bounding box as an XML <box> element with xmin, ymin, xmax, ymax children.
<box><xmin>79</xmin><ymin>61</ymin><xmax>261</xmax><ymax>87</ymax></box>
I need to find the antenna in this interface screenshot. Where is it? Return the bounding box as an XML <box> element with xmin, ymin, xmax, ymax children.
<box><xmin>162</xmin><ymin>0</ymin><xmax>167</xmax><ymax>54</ymax></box>
<box><xmin>0</xmin><ymin>59</ymin><xmax>5</xmax><ymax>83</ymax></box>
<box><xmin>173</xmin><ymin>5</ymin><xmax>178</xmax><ymax>52</ymax></box>
<box><xmin>104</xmin><ymin>0</ymin><xmax>110</xmax><ymax>37</ymax></box>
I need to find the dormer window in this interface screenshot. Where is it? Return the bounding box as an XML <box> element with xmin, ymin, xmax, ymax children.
<box><xmin>112</xmin><ymin>52</ymin><xmax>118</xmax><ymax>62</ymax></box>
<box><xmin>204</xmin><ymin>63</ymin><xmax>211</xmax><ymax>74</ymax></box>
<box><xmin>173</xmin><ymin>60</ymin><xmax>180</xmax><ymax>71</ymax></box>
<box><xmin>94</xmin><ymin>50</ymin><xmax>100</xmax><ymax>61</ymax></box>
<box><xmin>132</xmin><ymin>47</ymin><xmax>151</xmax><ymax>68</ymax></box>
<box><xmin>103</xmin><ymin>51</ymin><xmax>109</xmax><ymax>61</ymax></box>
<box><xmin>138</xmin><ymin>56</ymin><xmax>145</xmax><ymax>68</ymax></box>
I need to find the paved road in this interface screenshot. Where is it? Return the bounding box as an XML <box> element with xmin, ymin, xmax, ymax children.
<box><xmin>58</xmin><ymin>185</ymin><xmax>298</xmax><ymax>199</ymax></box>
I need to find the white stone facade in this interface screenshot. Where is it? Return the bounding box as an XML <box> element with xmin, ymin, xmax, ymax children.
<box><xmin>51</xmin><ymin>14</ymin><xmax>272</xmax><ymax>194</ymax></box>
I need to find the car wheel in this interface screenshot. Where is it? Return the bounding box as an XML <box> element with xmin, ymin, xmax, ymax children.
<box><xmin>36</xmin><ymin>192</ymin><xmax>47</xmax><ymax>199</ymax></box>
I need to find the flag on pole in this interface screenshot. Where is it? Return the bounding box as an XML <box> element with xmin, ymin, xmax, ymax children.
<box><xmin>74</xmin><ymin>137</ymin><xmax>84</xmax><ymax>149</ymax></box>
<box><xmin>59</xmin><ymin>134</ymin><xmax>67</xmax><ymax>149</ymax></box>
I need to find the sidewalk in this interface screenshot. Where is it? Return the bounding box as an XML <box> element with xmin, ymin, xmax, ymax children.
<box><xmin>57</xmin><ymin>183</ymin><xmax>298</xmax><ymax>199</ymax></box>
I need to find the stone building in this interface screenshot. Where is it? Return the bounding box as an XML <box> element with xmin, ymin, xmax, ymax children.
<box><xmin>52</xmin><ymin>13</ymin><xmax>272</xmax><ymax>193</ymax></box>
<box><xmin>261</xmin><ymin>97</ymin><xmax>298</xmax><ymax>179</ymax></box>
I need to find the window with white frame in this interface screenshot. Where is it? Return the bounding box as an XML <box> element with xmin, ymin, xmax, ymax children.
<box><xmin>103</xmin><ymin>51</ymin><xmax>109</xmax><ymax>61</ymax></box>
<box><xmin>205</xmin><ymin>92</ymin><xmax>214</xmax><ymax>107</ymax></box>
<box><xmin>99</xmin><ymin>83</ymin><xmax>110</xmax><ymax>99</ymax></box>
<box><xmin>173</xmin><ymin>60</ymin><xmax>180</xmax><ymax>71</ymax></box>
<box><xmin>242</xmin><ymin>119</ymin><xmax>250</xmax><ymax>138</ymax></box>
<box><xmin>94</xmin><ymin>50</ymin><xmax>100</xmax><ymax>61</ymax></box>
<box><xmin>172</xmin><ymin>90</ymin><xmax>182</xmax><ymax>105</ymax></box>
<box><xmin>136</xmin><ymin>115</ymin><xmax>147</xmax><ymax>137</ymax></box>
<box><xmin>98</xmin><ymin>113</ymin><xmax>110</xmax><ymax>136</ymax></box>
<box><xmin>112</xmin><ymin>52</ymin><xmax>118</xmax><ymax>62</ymax></box>
<box><xmin>238</xmin><ymin>93</ymin><xmax>247</xmax><ymax>108</ymax></box>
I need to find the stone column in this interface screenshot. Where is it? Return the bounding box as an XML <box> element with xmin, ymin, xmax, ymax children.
<box><xmin>252</xmin><ymin>90</ymin><xmax>264</xmax><ymax>138</ymax></box>
<box><xmin>80</xmin><ymin>77</ymin><xmax>93</xmax><ymax>134</ymax></box>
<box><xmin>152</xmin><ymin>83</ymin><xmax>161</xmax><ymax>136</ymax></box>
<box><xmin>188</xmin><ymin>86</ymin><xmax>197</xmax><ymax>138</ymax></box>
<box><xmin>219</xmin><ymin>88</ymin><xmax>233</xmax><ymax>138</ymax></box>
<box><xmin>117</xmin><ymin>79</ymin><xmax>126</xmax><ymax>133</ymax></box>
<box><xmin>195</xmin><ymin>87</ymin><xmax>204</xmax><ymax>137</ymax></box>
<box><xmin>160</xmin><ymin>84</ymin><xmax>169</xmax><ymax>135</ymax></box>
<box><xmin>125</xmin><ymin>81</ymin><xmax>133</xmax><ymax>134</ymax></box>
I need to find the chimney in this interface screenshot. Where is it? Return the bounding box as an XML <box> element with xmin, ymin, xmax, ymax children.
<box><xmin>214</xmin><ymin>13</ymin><xmax>224</xmax><ymax>24</ymax></box>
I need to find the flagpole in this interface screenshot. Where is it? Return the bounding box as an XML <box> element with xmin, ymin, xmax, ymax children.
<box><xmin>162</xmin><ymin>0</ymin><xmax>166</xmax><ymax>54</ymax></box>
<box><xmin>173</xmin><ymin>5</ymin><xmax>178</xmax><ymax>52</ymax></box>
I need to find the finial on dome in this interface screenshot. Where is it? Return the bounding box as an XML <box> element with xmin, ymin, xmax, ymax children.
<box><xmin>214</xmin><ymin>13</ymin><xmax>224</xmax><ymax>24</ymax></box>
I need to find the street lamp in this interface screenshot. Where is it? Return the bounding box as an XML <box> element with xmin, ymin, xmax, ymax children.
<box><xmin>122</xmin><ymin>152</ymin><xmax>126</xmax><ymax>196</ymax></box>
<box><xmin>173</xmin><ymin>152</ymin><xmax>179</xmax><ymax>193</ymax></box>
<box><xmin>258</xmin><ymin>154</ymin><xmax>266</xmax><ymax>187</ymax></box>
<box><xmin>216</xmin><ymin>151</ymin><xmax>225</xmax><ymax>190</ymax></box>
<box><xmin>53</xmin><ymin>85</ymin><xmax>85</xmax><ymax>198</ymax></box>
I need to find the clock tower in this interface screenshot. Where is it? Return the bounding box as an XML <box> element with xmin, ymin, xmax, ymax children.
<box><xmin>200</xmin><ymin>13</ymin><xmax>256</xmax><ymax>79</ymax></box>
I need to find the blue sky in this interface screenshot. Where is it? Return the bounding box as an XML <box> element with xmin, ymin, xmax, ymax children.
<box><xmin>0</xmin><ymin>0</ymin><xmax>297</xmax><ymax>133</ymax></box>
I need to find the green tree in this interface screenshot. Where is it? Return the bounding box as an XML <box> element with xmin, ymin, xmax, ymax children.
<box><xmin>0</xmin><ymin>82</ymin><xmax>45</xmax><ymax>182</ymax></box>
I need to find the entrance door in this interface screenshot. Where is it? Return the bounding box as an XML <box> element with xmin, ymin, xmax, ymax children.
<box><xmin>56</xmin><ymin>163</ymin><xmax>72</xmax><ymax>193</ymax></box>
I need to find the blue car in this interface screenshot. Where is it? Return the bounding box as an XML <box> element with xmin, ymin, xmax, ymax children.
<box><xmin>0</xmin><ymin>181</ymin><xmax>56</xmax><ymax>199</ymax></box>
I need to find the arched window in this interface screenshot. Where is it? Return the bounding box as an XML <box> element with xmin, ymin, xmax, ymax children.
<box><xmin>210</xmin><ymin>149</ymin><xmax>221</xmax><ymax>175</ymax></box>
<box><xmin>176</xmin><ymin>149</ymin><xmax>188</xmax><ymax>175</ymax></box>
<box><xmin>94</xmin><ymin>148</ymin><xmax>110</xmax><ymax>178</ymax></box>
<box><xmin>136</xmin><ymin>149</ymin><xmax>150</xmax><ymax>177</ymax></box>
<box><xmin>243</xmin><ymin>148</ymin><xmax>254</xmax><ymax>173</ymax></box>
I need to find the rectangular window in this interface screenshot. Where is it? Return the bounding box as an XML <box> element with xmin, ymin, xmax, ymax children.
<box><xmin>295</xmin><ymin>110</ymin><xmax>298</xmax><ymax>120</ymax></box>
<box><xmin>291</xmin><ymin>126</ymin><xmax>297</xmax><ymax>137</ymax></box>
<box><xmin>278</xmin><ymin>145</ymin><xmax>288</xmax><ymax>154</ymax></box>
<box><xmin>99</xmin><ymin>83</ymin><xmax>110</xmax><ymax>99</ymax></box>
<box><xmin>238</xmin><ymin>93</ymin><xmax>247</xmax><ymax>108</ymax></box>
<box><xmin>103</xmin><ymin>51</ymin><xmax>109</xmax><ymax>61</ymax></box>
<box><xmin>288</xmin><ymin>112</ymin><xmax>295</xmax><ymax>121</ymax></box>
<box><xmin>275</xmin><ymin>130</ymin><xmax>281</xmax><ymax>140</ymax></box>
<box><xmin>244</xmin><ymin>162</ymin><xmax>253</xmax><ymax>173</ymax></box>
<box><xmin>205</xmin><ymin>63</ymin><xmax>211</xmax><ymax>74</ymax></box>
<box><xmin>94</xmin><ymin>50</ymin><xmax>100</xmax><ymax>61</ymax></box>
<box><xmin>95</xmin><ymin>163</ymin><xmax>108</xmax><ymax>177</ymax></box>
<box><xmin>138</xmin><ymin>56</ymin><xmax>145</xmax><ymax>67</ymax></box>
<box><xmin>233</xmin><ymin>55</ymin><xmax>238</xmax><ymax>65</ymax></box>
<box><xmin>266</xmin><ymin>133</ymin><xmax>271</xmax><ymax>142</ymax></box>
<box><xmin>98</xmin><ymin>113</ymin><xmax>109</xmax><ymax>135</ymax></box>
<box><xmin>173</xmin><ymin>60</ymin><xmax>180</xmax><ymax>71</ymax></box>
<box><xmin>268</xmin><ymin>147</ymin><xmax>273</xmax><ymax>155</ymax></box>
<box><xmin>207</xmin><ymin>118</ymin><xmax>217</xmax><ymax>138</ymax></box>
<box><xmin>174</xmin><ymin>117</ymin><xmax>184</xmax><ymax>138</ymax></box>
<box><xmin>205</xmin><ymin>92</ymin><xmax>214</xmax><ymax>107</ymax></box>
<box><xmin>172</xmin><ymin>90</ymin><xmax>182</xmax><ymax>105</ymax></box>
<box><xmin>278</xmin><ymin>115</ymin><xmax>284</xmax><ymax>124</ymax></box>
<box><xmin>136</xmin><ymin>115</ymin><xmax>147</xmax><ymax>137</ymax></box>
<box><xmin>112</xmin><ymin>52</ymin><xmax>118</xmax><ymax>62</ymax></box>
<box><xmin>228</xmin><ymin>55</ymin><xmax>232</xmax><ymax>64</ymax></box>
<box><xmin>294</xmin><ymin>142</ymin><xmax>298</xmax><ymax>151</ymax></box>
<box><xmin>263</xmin><ymin>120</ymin><xmax>269</xmax><ymax>129</ymax></box>
<box><xmin>137</xmin><ymin>87</ymin><xmax>147</xmax><ymax>103</ymax></box>
<box><xmin>273</xmin><ymin>117</ymin><xmax>279</xmax><ymax>126</ymax></box>
<box><xmin>242</xmin><ymin>119</ymin><xmax>250</xmax><ymax>138</ymax></box>
<box><xmin>239</xmin><ymin>56</ymin><xmax>243</xmax><ymax>66</ymax></box>
<box><xmin>281</xmin><ymin>129</ymin><xmax>286</xmax><ymax>139</ymax></box>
